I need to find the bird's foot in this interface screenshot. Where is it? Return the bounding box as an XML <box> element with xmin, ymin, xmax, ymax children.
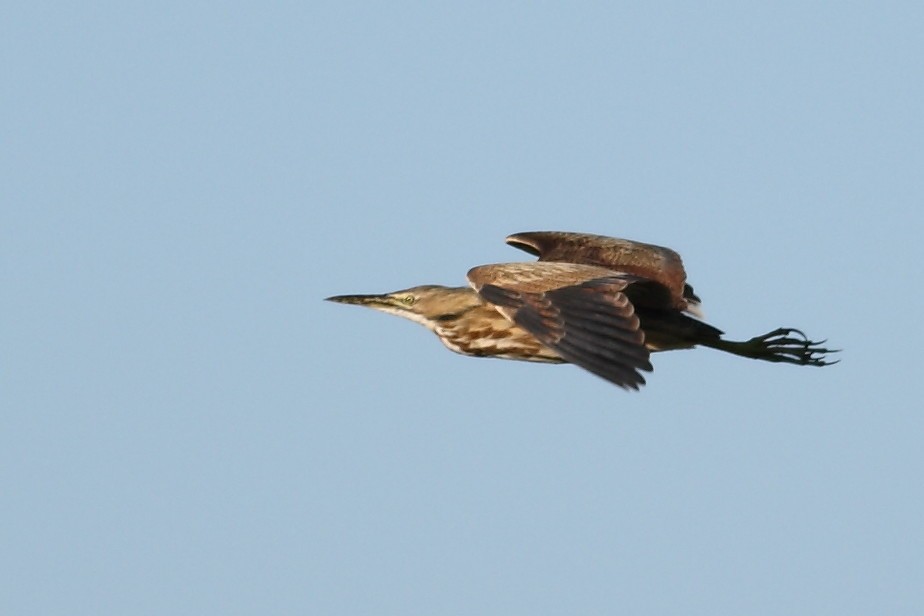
<box><xmin>741</xmin><ymin>328</ymin><xmax>839</xmax><ymax>366</ymax></box>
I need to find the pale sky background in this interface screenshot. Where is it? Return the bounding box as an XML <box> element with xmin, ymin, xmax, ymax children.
<box><xmin>3</xmin><ymin>2</ymin><xmax>923</xmax><ymax>615</ymax></box>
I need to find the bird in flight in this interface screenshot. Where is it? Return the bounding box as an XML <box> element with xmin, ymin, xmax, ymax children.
<box><xmin>326</xmin><ymin>231</ymin><xmax>837</xmax><ymax>390</ymax></box>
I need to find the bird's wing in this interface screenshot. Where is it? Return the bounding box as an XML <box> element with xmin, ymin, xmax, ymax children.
<box><xmin>467</xmin><ymin>262</ymin><xmax>653</xmax><ymax>390</ymax></box>
<box><xmin>505</xmin><ymin>231</ymin><xmax>699</xmax><ymax>313</ymax></box>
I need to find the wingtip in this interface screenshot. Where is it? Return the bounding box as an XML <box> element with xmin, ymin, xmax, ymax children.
<box><xmin>505</xmin><ymin>232</ymin><xmax>544</xmax><ymax>256</ymax></box>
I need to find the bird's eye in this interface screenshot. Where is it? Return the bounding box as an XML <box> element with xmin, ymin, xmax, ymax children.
<box><xmin>402</xmin><ymin>295</ymin><xmax>416</xmax><ymax>305</ymax></box>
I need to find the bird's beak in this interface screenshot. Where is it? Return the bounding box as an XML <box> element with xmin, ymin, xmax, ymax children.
<box><xmin>325</xmin><ymin>293</ymin><xmax>394</xmax><ymax>307</ymax></box>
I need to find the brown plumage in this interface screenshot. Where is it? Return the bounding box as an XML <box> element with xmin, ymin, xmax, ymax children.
<box><xmin>326</xmin><ymin>231</ymin><xmax>837</xmax><ymax>390</ymax></box>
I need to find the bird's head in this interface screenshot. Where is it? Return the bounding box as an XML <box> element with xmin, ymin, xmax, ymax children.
<box><xmin>326</xmin><ymin>285</ymin><xmax>482</xmax><ymax>330</ymax></box>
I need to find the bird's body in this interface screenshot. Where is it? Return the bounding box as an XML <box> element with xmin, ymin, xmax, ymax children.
<box><xmin>428</xmin><ymin>291</ymin><xmax>564</xmax><ymax>362</ymax></box>
<box><xmin>327</xmin><ymin>231</ymin><xmax>836</xmax><ymax>390</ymax></box>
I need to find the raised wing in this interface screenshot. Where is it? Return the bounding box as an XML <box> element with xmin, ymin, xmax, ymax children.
<box><xmin>505</xmin><ymin>231</ymin><xmax>699</xmax><ymax>313</ymax></box>
<box><xmin>467</xmin><ymin>262</ymin><xmax>653</xmax><ymax>390</ymax></box>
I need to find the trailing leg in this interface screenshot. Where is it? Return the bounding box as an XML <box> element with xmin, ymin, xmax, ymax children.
<box><xmin>702</xmin><ymin>327</ymin><xmax>838</xmax><ymax>366</ymax></box>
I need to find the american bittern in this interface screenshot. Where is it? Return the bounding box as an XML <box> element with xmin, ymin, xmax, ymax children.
<box><xmin>327</xmin><ymin>231</ymin><xmax>837</xmax><ymax>390</ymax></box>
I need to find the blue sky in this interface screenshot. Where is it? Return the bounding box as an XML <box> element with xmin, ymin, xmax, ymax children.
<box><xmin>3</xmin><ymin>2</ymin><xmax>923</xmax><ymax>614</ymax></box>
